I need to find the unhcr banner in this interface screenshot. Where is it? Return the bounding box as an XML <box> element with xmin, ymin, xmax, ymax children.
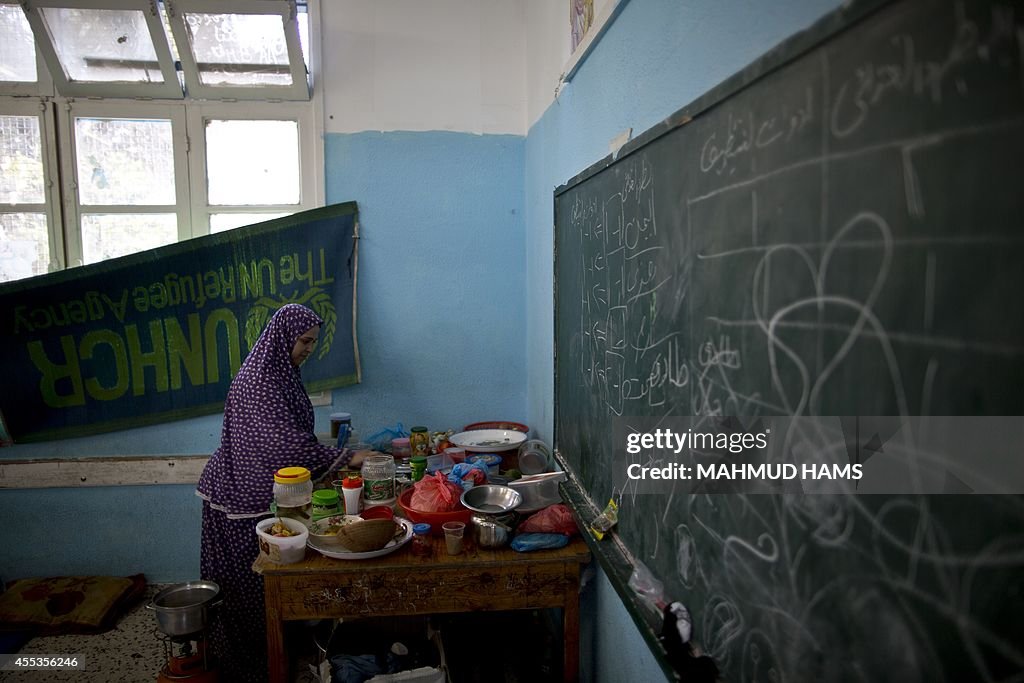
<box><xmin>0</xmin><ymin>203</ymin><xmax>360</xmax><ymax>443</ymax></box>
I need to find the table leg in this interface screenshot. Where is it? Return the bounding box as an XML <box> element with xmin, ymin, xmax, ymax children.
<box><xmin>263</xmin><ymin>578</ymin><xmax>287</xmax><ymax>683</ymax></box>
<box><xmin>563</xmin><ymin>574</ymin><xmax>581</xmax><ymax>682</ymax></box>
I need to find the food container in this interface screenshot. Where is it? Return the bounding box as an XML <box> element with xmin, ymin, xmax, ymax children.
<box><xmin>307</xmin><ymin>514</ymin><xmax>361</xmax><ymax>548</ymax></box>
<box><xmin>508</xmin><ymin>471</ymin><xmax>566</xmax><ymax>512</ymax></box>
<box><xmin>147</xmin><ymin>581</ymin><xmax>221</xmax><ymax>637</ymax></box>
<box><xmin>255</xmin><ymin>517</ymin><xmax>309</xmax><ymax>564</ymax></box>
<box><xmin>469</xmin><ymin>513</ymin><xmax>513</xmax><ymax>549</ymax></box>
<box><xmin>392</xmin><ymin>437</ymin><xmax>412</xmax><ymax>462</ymax></box>
<box><xmin>517</xmin><ymin>439</ymin><xmax>553</xmax><ymax>475</ymax></box>
<box><xmin>460</xmin><ymin>484</ymin><xmax>522</xmax><ymax>514</ymax></box>
<box><xmin>398</xmin><ymin>488</ymin><xmax>472</xmax><ymax>536</ymax></box>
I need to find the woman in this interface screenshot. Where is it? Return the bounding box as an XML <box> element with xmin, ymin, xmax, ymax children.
<box><xmin>196</xmin><ymin>303</ymin><xmax>369</xmax><ymax>682</ymax></box>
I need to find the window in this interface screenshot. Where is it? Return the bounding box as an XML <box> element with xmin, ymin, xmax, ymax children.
<box><xmin>0</xmin><ymin>0</ymin><xmax>322</xmax><ymax>284</ymax></box>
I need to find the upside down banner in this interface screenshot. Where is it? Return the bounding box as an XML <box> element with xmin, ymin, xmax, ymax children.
<box><xmin>0</xmin><ymin>203</ymin><xmax>360</xmax><ymax>443</ymax></box>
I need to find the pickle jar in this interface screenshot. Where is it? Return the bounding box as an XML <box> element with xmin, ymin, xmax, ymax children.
<box><xmin>361</xmin><ymin>454</ymin><xmax>396</xmax><ymax>505</ymax></box>
<box><xmin>409</xmin><ymin>426</ymin><xmax>430</xmax><ymax>457</ymax></box>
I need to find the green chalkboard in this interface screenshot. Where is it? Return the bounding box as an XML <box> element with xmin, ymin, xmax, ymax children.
<box><xmin>554</xmin><ymin>0</ymin><xmax>1024</xmax><ymax>679</ymax></box>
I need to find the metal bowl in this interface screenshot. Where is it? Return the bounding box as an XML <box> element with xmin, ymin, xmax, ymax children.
<box><xmin>470</xmin><ymin>514</ymin><xmax>513</xmax><ymax>548</ymax></box>
<box><xmin>147</xmin><ymin>581</ymin><xmax>221</xmax><ymax>637</ymax></box>
<box><xmin>460</xmin><ymin>485</ymin><xmax>522</xmax><ymax>514</ymax></box>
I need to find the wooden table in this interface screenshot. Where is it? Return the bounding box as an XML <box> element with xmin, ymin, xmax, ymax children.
<box><xmin>253</xmin><ymin>534</ymin><xmax>591</xmax><ymax>682</ymax></box>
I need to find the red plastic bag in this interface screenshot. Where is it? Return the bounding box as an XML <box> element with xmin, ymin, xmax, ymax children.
<box><xmin>518</xmin><ymin>504</ymin><xmax>579</xmax><ymax>536</ymax></box>
<box><xmin>410</xmin><ymin>472</ymin><xmax>463</xmax><ymax>512</ymax></box>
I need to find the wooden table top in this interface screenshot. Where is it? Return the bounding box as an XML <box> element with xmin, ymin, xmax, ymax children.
<box><xmin>254</xmin><ymin>534</ymin><xmax>590</xmax><ymax>576</ymax></box>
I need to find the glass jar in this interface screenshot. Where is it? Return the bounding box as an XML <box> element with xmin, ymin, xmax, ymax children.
<box><xmin>409</xmin><ymin>426</ymin><xmax>430</xmax><ymax>457</ymax></box>
<box><xmin>410</xmin><ymin>455</ymin><xmax>427</xmax><ymax>482</ymax></box>
<box><xmin>273</xmin><ymin>466</ymin><xmax>313</xmax><ymax>522</ymax></box>
<box><xmin>361</xmin><ymin>454</ymin><xmax>396</xmax><ymax>505</ymax></box>
<box><xmin>391</xmin><ymin>437</ymin><xmax>412</xmax><ymax>463</ymax></box>
<box><xmin>411</xmin><ymin>523</ymin><xmax>432</xmax><ymax>557</ymax></box>
<box><xmin>311</xmin><ymin>488</ymin><xmax>342</xmax><ymax>520</ymax></box>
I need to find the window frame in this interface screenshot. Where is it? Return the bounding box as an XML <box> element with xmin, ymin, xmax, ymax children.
<box><xmin>0</xmin><ymin>96</ymin><xmax>64</xmax><ymax>272</ymax></box>
<box><xmin>166</xmin><ymin>0</ymin><xmax>310</xmax><ymax>101</ymax></box>
<box><xmin>21</xmin><ymin>0</ymin><xmax>184</xmax><ymax>100</ymax></box>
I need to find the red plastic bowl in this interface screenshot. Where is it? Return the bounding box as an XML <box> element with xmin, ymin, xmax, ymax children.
<box><xmin>462</xmin><ymin>421</ymin><xmax>529</xmax><ymax>434</ymax></box>
<box><xmin>360</xmin><ymin>505</ymin><xmax>394</xmax><ymax>521</ymax></box>
<box><xmin>398</xmin><ymin>488</ymin><xmax>472</xmax><ymax>535</ymax></box>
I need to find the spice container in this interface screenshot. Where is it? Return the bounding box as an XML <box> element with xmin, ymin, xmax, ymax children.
<box><xmin>361</xmin><ymin>454</ymin><xmax>396</xmax><ymax>506</ymax></box>
<box><xmin>273</xmin><ymin>466</ymin><xmax>313</xmax><ymax>522</ymax></box>
<box><xmin>410</xmin><ymin>455</ymin><xmax>427</xmax><ymax>482</ymax></box>
<box><xmin>311</xmin><ymin>489</ymin><xmax>342</xmax><ymax>520</ymax></box>
<box><xmin>391</xmin><ymin>437</ymin><xmax>412</xmax><ymax>463</ymax></box>
<box><xmin>409</xmin><ymin>426</ymin><xmax>430</xmax><ymax>457</ymax></box>
<box><xmin>410</xmin><ymin>523</ymin><xmax>432</xmax><ymax>557</ymax></box>
<box><xmin>341</xmin><ymin>475</ymin><xmax>363</xmax><ymax>515</ymax></box>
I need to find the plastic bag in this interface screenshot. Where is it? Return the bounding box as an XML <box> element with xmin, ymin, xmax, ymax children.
<box><xmin>364</xmin><ymin>423</ymin><xmax>409</xmax><ymax>452</ymax></box>
<box><xmin>511</xmin><ymin>533</ymin><xmax>570</xmax><ymax>552</ymax></box>
<box><xmin>410</xmin><ymin>472</ymin><xmax>463</xmax><ymax>512</ymax></box>
<box><xmin>447</xmin><ymin>463</ymin><xmax>488</xmax><ymax>490</ymax></box>
<box><xmin>517</xmin><ymin>504</ymin><xmax>579</xmax><ymax>536</ymax></box>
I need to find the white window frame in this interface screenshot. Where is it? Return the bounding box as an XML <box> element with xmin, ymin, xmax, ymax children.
<box><xmin>186</xmin><ymin>100</ymin><xmax>321</xmax><ymax>235</ymax></box>
<box><xmin>56</xmin><ymin>98</ymin><xmax>191</xmax><ymax>266</ymax></box>
<box><xmin>0</xmin><ymin>96</ymin><xmax>64</xmax><ymax>271</ymax></box>
<box><xmin>166</xmin><ymin>0</ymin><xmax>309</xmax><ymax>101</ymax></box>
<box><xmin>0</xmin><ymin>2</ymin><xmax>55</xmax><ymax>97</ymax></box>
<box><xmin>21</xmin><ymin>0</ymin><xmax>183</xmax><ymax>100</ymax></box>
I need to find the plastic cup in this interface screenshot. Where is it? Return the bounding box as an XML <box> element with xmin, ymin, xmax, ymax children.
<box><xmin>442</xmin><ymin>521</ymin><xmax>466</xmax><ymax>555</ymax></box>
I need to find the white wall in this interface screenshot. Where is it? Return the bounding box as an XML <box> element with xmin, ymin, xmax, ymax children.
<box><xmin>321</xmin><ymin>0</ymin><xmax>526</xmax><ymax>135</ymax></box>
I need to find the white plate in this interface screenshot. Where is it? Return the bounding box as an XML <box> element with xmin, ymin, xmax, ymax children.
<box><xmin>307</xmin><ymin>517</ymin><xmax>413</xmax><ymax>560</ymax></box>
<box><xmin>449</xmin><ymin>429</ymin><xmax>528</xmax><ymax>453</ymax></box>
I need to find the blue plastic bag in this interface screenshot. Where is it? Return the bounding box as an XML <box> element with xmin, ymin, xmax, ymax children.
<box><xmin>364</xmin><ymin>423</ymin><xmax>408</xmax><ymax>452</ymax></box>
<box><xmin>448</xmin><ymin>463</ymin><xmax>489</xmax><ymax>490</ymax></box>
<box><xmin>511</xmin><ymin>532</ymin><xmax>570</xmax><ymax>552</ymax></box>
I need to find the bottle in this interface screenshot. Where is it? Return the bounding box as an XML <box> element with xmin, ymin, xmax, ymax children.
<box><xmin>330</xmin><ymin>412</ymin><xmax>352</xmax><ymax>448</ymax></box>
<box><xmin>311</xmin><ymin>488</ymin><xmax>342</xmax><ymax>520</ymax></box>
<box><xmin>273</xmin><ymin>466</ymin><xmax>313</xmax><ymax>522</ymax></box>
<box><xmin>361</xmin><ymin>454</ymin><xmax>396</xmax><ymax>506</ymax></box>
<box><xmin>410</xmin><ymin>523</ymin><xmax>432</xmax><ymax>557</ymax></box>
<box><xmin>410</xmin><ymin>455</ymin><xmax>427</xmax><ymax>482</ymax></box>
<box><xmin>409</xmin><ymin>426</ymin><xmax>430</xmax><ymax>457</ymax></box>
<box><xmin>341</xmin><ymin>475</ymin><xmax>363</xmax><ymax>515</ymax></box>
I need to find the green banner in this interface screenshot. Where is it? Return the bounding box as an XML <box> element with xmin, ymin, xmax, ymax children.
<box><xmin>0</xmin><ymin>203</ymin><xmax>359</xmax><ymax>443</ymax></box>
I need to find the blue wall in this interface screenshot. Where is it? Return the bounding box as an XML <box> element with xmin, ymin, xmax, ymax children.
<box><xmin>523</xmin><ymin>0</ymin><xmax>842</xmax><ymax>680</ymax></box>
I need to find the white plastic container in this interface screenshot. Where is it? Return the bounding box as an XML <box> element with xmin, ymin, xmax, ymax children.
<box><xmin>255</xmin><ymin>517</ymin><xmax>309</xmax><ymax>564</ymax></box>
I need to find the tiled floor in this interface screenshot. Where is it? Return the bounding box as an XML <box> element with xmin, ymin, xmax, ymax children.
<box><xmin>0</xmin><ymin>584</ymin><xmax>319</xmax><ymax>683</ymax></box>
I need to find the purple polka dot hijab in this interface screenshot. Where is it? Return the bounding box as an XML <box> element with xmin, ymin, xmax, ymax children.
<box><xmin>197</xmin><ymin>303</ymin><xmax>346</xmax><ymax>516</ymax></box>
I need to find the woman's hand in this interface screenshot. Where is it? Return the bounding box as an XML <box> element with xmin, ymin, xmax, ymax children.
<box><xmin>347</xmin><ymin>449</ymin><xmax>380</xmax><ymax>469</ymax></box>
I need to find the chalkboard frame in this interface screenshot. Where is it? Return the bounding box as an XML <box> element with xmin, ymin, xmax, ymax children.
<box><xmin>551</xmin><ymin>0</ymin><xmax>925</xmax><ymax>677</ymax></box>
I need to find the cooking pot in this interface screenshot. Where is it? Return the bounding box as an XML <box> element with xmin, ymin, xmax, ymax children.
<box><xmin>147</xmin><ymin>580</ymin><xmax>222</xmax><ymax>637</ymax></box>
<box><xmin>470</xmin><ymin>512</ymin><xmax>515</xmax><ymax>548</ymax></box>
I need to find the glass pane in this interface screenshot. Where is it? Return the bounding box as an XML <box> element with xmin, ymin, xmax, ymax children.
<box><xmin>81</xmin><ymin>213</ymin><xmax>177</xmax><ymax>264</ymax></box>
<box><xmin>210</xmin><ymin>212</ymin><xmax>288</xmax><ymax>233</ymax></box>
<box><xmin>0</xmin><ymin>213</ymin><xmax>49</xmax><ymax>283</ymax></box>
<box><xmin>40</xmin><ymin>7</ymin><xmax>164</xmax><ymax>83</ymax></box>
<box><xmin>185</xmin><ymin>12</ymin><xmax>292</xmax><ymax>86</ymax></box>
<box><xmin>206</xmin><ymin>120</ymin><xmax>299</xmax><ymax>205</ymax></box>
<box><xmin>0</xmin><ymin>4</ymin><xmax>37</xmax><ymax>82</ymax></box>
<box><xmin>75</xmin><ymin>117</ymin><xmax>175</xmax><ymax>205</ymax></box>
<box><xmin>0</xmin><ymin>115</ymin><xmax>45</xmax><ymax>203</ymax></box>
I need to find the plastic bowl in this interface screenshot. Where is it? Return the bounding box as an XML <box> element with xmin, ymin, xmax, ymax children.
<box><xmin>359</xmin><ymin>505</ymin><xmax>395</xmax><ymax>521</ymax></box>
<box><xmin>462</xmin><ymin>421</ymin><xmax>529</xmax><ymax>434</ymax></box>
<box><xmin>255</xmin><ymin>517</ymin><xmax>309</xmax><ymax>564</ymax></box>
<box><xmin>398</xmin><ymin>488</ymin><xmax>472</xmax><ymax>536</ymax></box>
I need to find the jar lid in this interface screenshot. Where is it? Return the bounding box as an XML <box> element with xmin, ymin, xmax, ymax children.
<box><xmin>274</xmin><ymin>466</ymin><xmax>311</xmax><ymax>484</ymax></box>
<box><xmin>410</xmin><ymin>426</ymin><xmax>428</xmax><ymax>433</ymax></box>
<box><xmin>312</xmin><ymin>489</ymin><xmax>340</xmax><ymax>505</ymax></box>
<box><xmin>412</xmin><ymin>523</ymin><xmax>431</xmax><ymax>535</ymax></box>
<box><xmin>342</xmin><ymin>475</ymin><xmax>363</xmax><ymax>489</ymax></box>
<box><xmin>410</xmin><ymin>456</ymin><xmax>427</xmax><ymax>465</ymax></box>
<box><xmin>330</xmin><ymin>412</ymin><xmax>352</xmax><ymax>422</ymax></box>
<box><xmin>392</xmin><ymin>437</ymin><xmax>411</xmax><ymax>447</ymax></box>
